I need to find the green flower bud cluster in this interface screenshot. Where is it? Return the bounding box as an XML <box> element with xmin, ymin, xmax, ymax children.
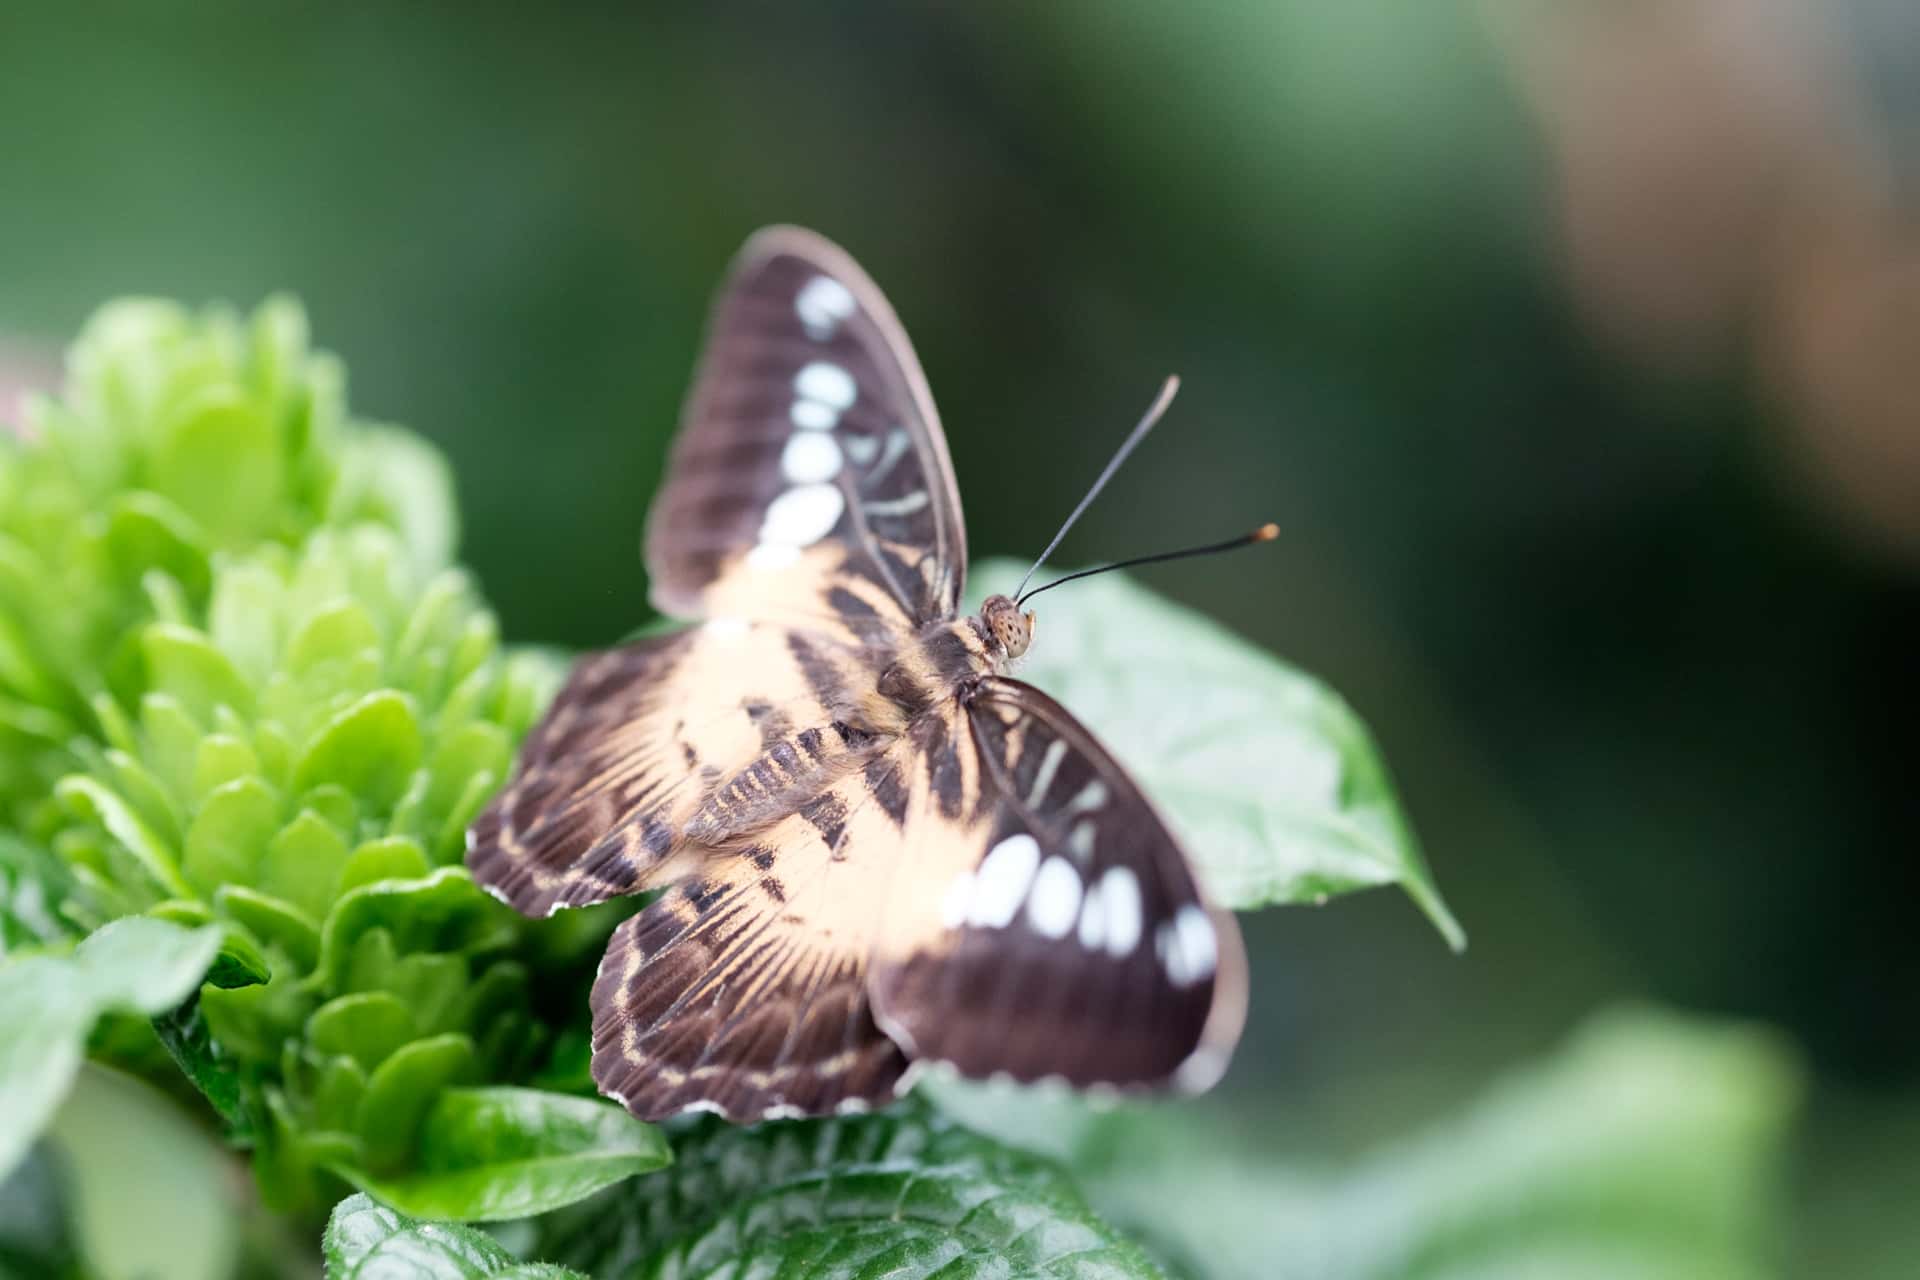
<box><xmin>0</xmin><ymin>298</ymin><xmax>608</xmax><ymax>1217</ymax></box>
<box><xmin>0</xmin><ymin>296</ymin><xmax>453</xmax><ymax>836</ymax></box>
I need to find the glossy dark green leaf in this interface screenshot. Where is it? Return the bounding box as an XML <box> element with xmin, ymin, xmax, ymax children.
<box><xmin>324</xmin><ymin>1193</ymin><xmax>585</xmax><ymax>1280</ymax></box>
<box><xmin>333</xmin><ymin>1086</ymin><xmax>670</xmax><ymax>1223</ymax></box>
<box><xmin>0</xmin><ymin>918</ymin><xmax>222</xmax><ymax>1178</ymax></box>
<box><xmin>151</xmin><ymin>997</ymin><xmax>251</xmax><ymax>1138</ymax></box>
<box><xmin>525</xmin><ymin>1105</ymin><xmax>1163</xmax><ymax>1279</ymax></box>
<box><xmin>969</xmin><ymin>559</ymin><xmax>1464</xmax><ymax>949</ymax></box>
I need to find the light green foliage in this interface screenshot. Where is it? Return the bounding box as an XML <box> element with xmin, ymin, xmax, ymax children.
<box><xmin>43</xmin><ymin>1066</ymin><xmax>244</xmax><ymax>1280</ymax></box>
<box><xmin>0</xmin><ymin>297</ymin><xmax>451</xmax><ymax>835</ymax></box>
<box><xmin>970</xmin><ymin>560</ymin><xmax>1463</xmax><ymax>948</ymax></box>
<box><xmin>942</xmin><ymin>1009</ymin><xmax>1800</xmax><ymax>1280</ymax></box>
<box><xmin>0</xmin><ymin>917</ymin><xmax>221</xmax><ymax>1179</ymax></box>
<box><xmin>32</xmin><ymin>518</ymin><xmax>578</xmax><ymax>1214</ymax></box>
<box><xmin>0</xmin><ymin>298</ymin><xmax>635</xmax><ymax>1224</ymax></box>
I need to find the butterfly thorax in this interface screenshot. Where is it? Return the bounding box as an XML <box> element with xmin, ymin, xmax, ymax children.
<box><xmin>685</xmin><ymin>604</ymin><xmax>1018</xmax><ymax>847</ymax></box>
<box><xmin>875</xmin><ymin>594</ymin><xmax>1032</xmax><ymax>714</ymax></box>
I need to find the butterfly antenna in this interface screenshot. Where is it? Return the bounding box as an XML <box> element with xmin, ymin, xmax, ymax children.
<box><xmin>1016</xmin><ymin>523</ymin><xmax>1279</xmax><ymax>605</ymax></box>
<box><xmin>1012</xmin><ymin>375</ymin><xmax>1182</xmax><ymax>601</ymax></box>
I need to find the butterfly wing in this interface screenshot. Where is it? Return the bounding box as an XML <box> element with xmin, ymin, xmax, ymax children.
<box><xmin>471</xmin><ymin>226</ymin><xmax>964</xmax><ymax>917</ymax></box>
<box><xmin>467</xmin><ymin>618</ymin><xmax>888</xmax><ymax>917</ymax></box>
<box><xmin>869</xmin><ymin>679</ymin><xmax>1247</xmax><ymax>1093</ymax></box>
<box><xmin>646</xmin><ymin>225</ymin><xmax>968</xmax><ymax>631</ymax></box>
<box><xmin>589</xmin><ymin>744</ymin><xmax>924</xmax><ymax>1119</ymax></box>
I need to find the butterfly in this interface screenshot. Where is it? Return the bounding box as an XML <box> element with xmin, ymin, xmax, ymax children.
<box><xmin>466</xmin><ymin>226</ymin><xmax>1255</xmax><ymax>1121</ymax></box>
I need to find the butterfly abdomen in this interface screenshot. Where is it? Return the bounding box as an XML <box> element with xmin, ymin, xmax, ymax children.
<box><xmin>683</xmin><ymin>720</ymin><xmax>881</xmax><ymax>844</ymax></box>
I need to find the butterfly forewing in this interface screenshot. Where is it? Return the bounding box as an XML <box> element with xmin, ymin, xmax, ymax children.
<box><xmin>646</xmin><ymin>226</ymin><xmax>967</xmax><ymax>629</ymax></box>
<box><xmin>468</xmin><ymin>618</ymin><xmax>891</xmax><ymax>917</ymax></box>
<box><xmin>869</xmin><ymin>679</ymin><xmax>1247</xmax><ymax>1093</ymax></box>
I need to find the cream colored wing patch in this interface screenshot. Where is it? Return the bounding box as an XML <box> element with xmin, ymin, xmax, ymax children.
<box><xmin>467</xmin><ymin>617</ymin><xmax>887</xmax><ymax>918</ymax></box>
<box><xmin>589</xmin><ymin>740</ymin><xmax>927</xmax><ymax>1120</ymax></box>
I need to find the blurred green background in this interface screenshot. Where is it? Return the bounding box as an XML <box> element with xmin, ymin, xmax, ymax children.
<box><xmin>1</xmin><ymin>2</ymin><xmax>1914</xmax><ymax>1273</ymax></box>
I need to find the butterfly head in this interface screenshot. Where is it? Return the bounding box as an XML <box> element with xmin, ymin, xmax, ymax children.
<box><xmin>979</xmin><ymin>594</ymin><xmax>1035</xmax><ymax>660</ymax></box>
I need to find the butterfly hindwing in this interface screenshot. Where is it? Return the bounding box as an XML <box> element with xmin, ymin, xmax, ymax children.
<box><xmin>589</xmin><ymin>746</ymin><xmax>924</xmax><ymax>1119</ymax></box>
<box><xmin>646</xmin><ymin>226</ymin><xmax>968</xmax><ymax>630</ymax></box>
<box><xmin>869</xmin><ymin>679</ymin><xmax>1247</xmax><ymax>1093</ymax></box>
<box><xmin>467</xmin><ymin>618</ymin><xmax>890</xmax><ymax>917</ymax></box>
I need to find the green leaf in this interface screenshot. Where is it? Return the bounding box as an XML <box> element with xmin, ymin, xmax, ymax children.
<box><xmin>216</xmin><ymin>885</ymin><xmax>321</xmax><ymax>972</ymax></box>
<box><xmin>317</xmin><ymin>868</ymin><xmax>513</xmax><ymax>993</ymax></box>
<box><xmin>354</xmin><ymin>1034</ymin><xmax>479</xmax><ymax>1173</ymax></box>
<box><xmin>150</xmin><ymin>388</ymin><xmax>283</xmax><ymax>546</ymax></box>
<box><xmin>334</xmin><ymin>1086</ymin><xmax>670</xmax><ymax>1222</ymax></box>
<box><xmin>0</xmin><ymin>918</ymin><xmax>221</xmax><ymax>1179</ymax></box>
<box><xmin>103</xmin><ymin>492</ymin><xmax>211</xmax><ymax>606</ymax></box>
<box><xmin>338</xmin><ymin>837</ymin><xmax>432</xmax><ymax>893</ymax></box>
<box><xmin>44</xmin><ymin>1066</ymin><xmax>243</xmax><ymax>1280</ymax></box>
<box><xmin>259</xmin><ymin>808</ymin><xmax>352</xmax><ymax>920</ymax></box>
<box><xmin>999</xmin><ymin>1007</ymin><xmax>1801</xmax><ymax>1280</ymax></box>
<box><xmin>143</xmin><ymin>910</ymin><xmax>270</xmax><ymax>991</ymax></box>
<box><xmin>308</xmin><ymin>992</ymin><xmax>418</xmax><ymax>1073</ymax></box>
<box><xmin>332</xmin><ymin>424</ymin><xmax>460</xmax><ymax>578</ymax></box>
<box><xmin>525</xmin><ymin>1105</ymin><xmax>1163</xmax><ymax>1278</ymax></box>
<box><xmin>0</xmin><ymin>1145</ymin><xmax>82</xmax><ymax>1280</ymax></box>
<box><xmin>968</xmin><ymin>558</ymin><xmax>1464</xmax><ymax>948</ymax></box>
<box><xmin>181</xmin><ymin>774</ymin><xmax>281</xmax><ymax>894</ymax></box>
<box><xmin>151</xmin><ymin>996</ymin><xmax>252</xmax><ymax>1137</ymax></box>
<box><xmin>141</xmin><ymin>623</ymin><xmax>256</xmax><ymax>723</ymax></box>
<box><xmin>0</xmin><ymin>836</ymin><xmax>76</xmax><ymax>958</ymax></box>
<box><xmin>324</xmin><ymin>1192</ymin><xmax>586</xmax><ymax>1280</ymax></box>
<box><xmin>295</xmin><ymin>690</ymin><xmax>424</xmax><ymax>811</ymax></box>
<box><xmin>52</xmin><ymin>775</ymin><xmax>191</xmax><ymax>900</ymax></box>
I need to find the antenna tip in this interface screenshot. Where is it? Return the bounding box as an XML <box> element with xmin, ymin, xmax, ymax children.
<box><xmin>1253</xmin><ymin>522</ymin><xmax>1279</xmax><ymax>542</ymax></box>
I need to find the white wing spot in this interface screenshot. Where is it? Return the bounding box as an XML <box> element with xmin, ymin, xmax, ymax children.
<box><xmin>1067</xmin><ymin>820</ymin><xmax>1097</xmax><ymax>861</ymax></box>
<box><xmin>795</xmin><ymin>362</ymin><xmax>857</xmax><ymax>409</ymax></box>
<box><xmin>843</xmin><ymin>433</ymin><xmax>881</xmax><ymax>465</ymax></box>
<box><xmin>1076</xmin><ymin>878</ymin><xmax>1106</xmax><ymax>950</ymax></box>
<box><xmin>706</xmin><ymin>617</ymin><xmax>750</xmax><ymax>641</ymax></box>
<box><xmin>796</xmin><ymin>276</ymin><xmax>855</xmax><ymax>339</ymax></box>
<box><xmin>747</xmin><ymin>542</ymin><xmax>800</xmax><ymax>571</ymax></box>
<box><xmin>781</xmin><ymin>432</ymin><xmax>843</xmax><ymax>484</ymax></box>
<box><xmin>1026</xmin><ymin>857</ymin><xmax>1082</xmax><ymax>939</ymax></box>
<box><xmin>791</xmin><ymin>399</ymin><xmax>839</xmax><ymax>431</ymax></box>
<box><xmin>967</xmin><ymin>834</ymin><xmax>1040</xmax><ymax>928</ymax></box>
<box><xmin>1100</xmin><ymin>867</ymin><xmax>1142</xmax><ymax>957</ymax></box>
<box><xmin>1158</xmin><ymin>905</ymin><xmax>1218</xmax><ymax>987</ymax></box>
<box><xmin>759</xmin><ymin>483</ymin><xmax>845</xmax><ymax>547</ymax></box>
